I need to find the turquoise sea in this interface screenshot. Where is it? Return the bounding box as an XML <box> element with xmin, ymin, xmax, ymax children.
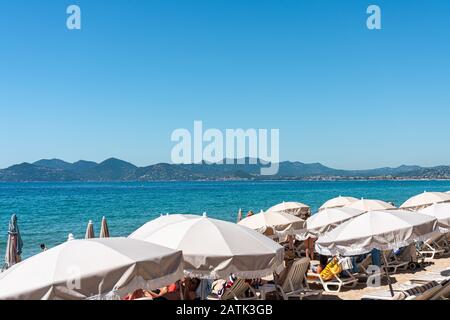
<box><xmin>1</xmin><ymin>180</ymin><xmax>450</xmax><ymax>259</ymax></box>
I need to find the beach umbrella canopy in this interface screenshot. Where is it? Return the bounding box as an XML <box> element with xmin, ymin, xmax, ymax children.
<box><xmin>0</xmin><ymin>238</ymin><xmax>183</xmax><ymax>300</ymax></box>
<box><xmin>129</xmin><ymin>214</ymin><xmax>284</xmax><ymax>279</ymax></box>
<box><xmin>315</xmin><ymin>210</ymin><xmax>439</xmax><ymax>256</ymax></box>
<box><xmin>346</xmin><ymin>198</ymin><xmax>396</xmax><ymax>212</ymax></box>
<box><xmin>400</xmin><ymin>192</ymin><xmax>450</xmax><ymax>210</ymax></box>
<box><xmin>419</xmin><ymin>203</ymin><xmax>450</xmax><ymax>233</ymax></box>
<box><xmin>85</xmin><ymin>220</ymin><xmax>95</xmax><ymax>239</ymax></box>
<box><xmin>4</xmin><ymin>214</ymin><xmax>23</xmax><ymax>269</ymax></box>
<box><xmin>319</xmin><ymin>196</ymin><xmax>358</xmax><ymax>211</ymax></box>
<box><xmin>238</xmin><ymin>210</ymin><xmax>305</xmax><ymax>237</ymax></box>
<box><xmin>267</xmin><ymin>201</ymin><xmax>311</xmax><ymax>219</ymax></box>
<box><xmin>306</xmin><ymin>207</ymin><xmax>365</xmax><ymax>236</ymax></box>
<box><xmin>99</xmin><ymin>217</ymin><xmax>110</xmax><ymax>238</ymax></box>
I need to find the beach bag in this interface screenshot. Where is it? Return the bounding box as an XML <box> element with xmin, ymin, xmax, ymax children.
<box><xmin>320</xmin><ymin>258</ymin><xmax>342</xmax><ymax>281</ymax></box>
<box><xmin>338</xmin><ymin>257</ymin><xmax>353</xmax><ymax>271</ymax></box>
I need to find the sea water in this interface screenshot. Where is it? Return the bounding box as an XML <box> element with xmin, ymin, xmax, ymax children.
<box><xmin>1</xmin><ymin>180</ymin><xmax>450</xmax><ymax>258</ymax></box>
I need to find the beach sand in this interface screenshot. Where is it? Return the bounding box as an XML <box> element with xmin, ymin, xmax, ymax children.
<box><xmin>308</xmin><ymin>256</ymin><xmax>450</xmax><ymax>300</ymax></box>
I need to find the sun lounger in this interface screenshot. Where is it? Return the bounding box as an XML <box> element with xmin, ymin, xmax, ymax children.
<box><xmin>353</xmin><ymin>254</ymin><xmax>387</xmax><ymax>284</ymax></box>
<box><xmin>207</xmin><ymin>278</ymin><xmax>258</xmax><ymax>300</ymax></box>
<box><xmin>417</xmin><ymin>235</ymin><xmax>446</xmax><ymax>260</ymax></box>
<box><xmin>274</xmin><ymin>258</ymin><xmax>322</xmax><ymax>300</ymax></box>
<box><xmin>410</xmin><ymin>268</ymin><xmax>450</xmax><ymax>300</ymax></box>
<box><xmin>361</xmin><ymin>281</ymin><xmax>442</xmax><ymax>300</ymax></box>
<box><xmin>382</xmin><ymin>250</ymin><xmax>409</xmax><ymax>273</ymax></box>
<box><xmin>436</xmin><ymin>235</ymin><xmax>450</xmax><ymax>254</ymax></box>
<box><xmin>307</xmin><ymin>261</ymin><xmax>358</xmax><ymax>293</ymax></box>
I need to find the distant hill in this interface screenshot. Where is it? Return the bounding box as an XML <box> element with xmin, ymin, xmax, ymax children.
<box><xmin>33</xmin><ymin>159</ymin><xmax>73</xmax><ymax>171</ymax></box>
<box><xmin>83</xmin><ymin>158</ymin><xmax>137</xmax><ymax>181</ymax></box>
<box><xmin>1</xmin><ymin>158</ymin><xmax>449</xmax><ymax>182</ymax></box>
<box><xmin>0</xmin><ymin>163</ymin><xmax>80</xmax><ymax>182</ymax></box>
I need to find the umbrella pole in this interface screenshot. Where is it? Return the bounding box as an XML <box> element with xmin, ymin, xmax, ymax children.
<box><xmin>381</xmin><ymin>251</ymin><xmax>395</xmax><ymax>297</ymax></box>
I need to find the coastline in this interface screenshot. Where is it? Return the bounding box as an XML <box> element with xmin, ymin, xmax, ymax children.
<box><xmin>1</xmin><ymin>178</ymin><xmax>450</xmax><ymax>183</ymax></box>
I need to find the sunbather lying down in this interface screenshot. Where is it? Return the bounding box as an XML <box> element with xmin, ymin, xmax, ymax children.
<box><xmin>122</xmin><ymin>278</ymin><xmax>202</xmax><ymax>301</ymax></box>
<box><xmin>310</xmin><ymin>254</ymin><xmax>329</xmax><ymax>275</ymax></box>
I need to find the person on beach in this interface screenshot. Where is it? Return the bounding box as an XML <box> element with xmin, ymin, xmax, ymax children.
<box><xmin>304</xmin><ymin>236</ymin><xmax>316</xmax><ymax>260</ymax></box>
<box><xmin>122</xmin><ymin>279</ymin><xmax>196</xmax><ymax>300</ymax></box>
<box><xmin>40</xmin><ymin>243</ymin><xmax>47</xmax><ymax>252</ymax></box>
<box><xmin>311</xmin><ymin>254</ymin><xmax>329</xmax><ymax>274</ymax></box>
<box><xmin>247</xmin><ymin>210</ymin><xmax>255</xmax><ymax>217</ymax></box>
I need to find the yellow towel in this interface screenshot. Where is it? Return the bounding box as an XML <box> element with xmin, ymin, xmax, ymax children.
<box><xmin>320</xmin><ymin>258</ymin><xmax>342</xmax><ymax>281</ymax></box>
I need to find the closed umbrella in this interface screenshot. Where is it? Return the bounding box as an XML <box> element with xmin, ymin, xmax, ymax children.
<box><xmin>319</xmin><ymin>196</ymin><xmax>358</xmax><ymax>211</ymax></box>
<box><xmin>306</xmin><ymin>207</ymin><xmax>364</xmax><ymax>236</ymax></box>
<box><xmin>236</xmin><ymin>209</ymin><xmax>243</xmax><ymax>223</ymax></box>
<box><xmin>85</xmin><ymin>220</ymin><xmax>95</xmax><ymax>239</ymax></box>
<box><xmin>130</xmin><ymin>214</ymin><xmax>284</xmax><ymax>279</ymax></box>
<box><xmin>346</xmin><ymin>198</ymin><xmax>395</xmax><ymax>212</ymax></box>
<box><xmin>400</xmin><ymin>192</ymin><xmax>450</xmax><ymax>211</ymax></box>
<box><xmin>419</xmin><ymin>203</ymin><xmax>450</xmax><ymax>233</ymax></box>
<box><xmin>99</xmin><ymin>217</ymin><xmax>110</xmax><ymax>238</ymax></box>
<box><xmin>267</xmin><ymin>201</ymin><xmax>311</xmax><ymax>219</ymax></box>
<box><xmin>0</xmin><ymin>238</ymin><xmax>184</xmax><ymax>300</ymax></box>
<box><xmin>4</xmin><ymin>214</ymin><xmax>23</xmax><ymax>269</ymax></box>
<box><xmin>238</xmin><ymin>210</ymin><xmax>305</xmax><ymax>238</ymax></box>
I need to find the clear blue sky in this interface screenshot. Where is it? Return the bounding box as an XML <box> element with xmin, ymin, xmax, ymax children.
<box><xmin>1</xmin><ymin>0</ymin><xmax>449</xmax><ymax>170</ymax></box>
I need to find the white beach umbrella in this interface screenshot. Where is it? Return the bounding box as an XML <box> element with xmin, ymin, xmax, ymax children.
<box><xmin>400</xmin><ymin>192</ymin><xmax>450</xmax><ymax>210</ymax></box>
<box><xmin>0</xmin><ymin>238</ymin><xmax>183</xmax><ymax>300</ymax></box>
<box><xmin>306</xmin><ymin>207</ymin><xmax>364</xmax><ymax>236</ymax></box>
<box><xmin>99</xmin><ymin>217</ymin><xmax>110</xmax><ymax>238</ymax></box>
<box><xmin>129</xmin><ymin>214</ymin><xmax>284</xmax><ymax>279</ymax></box>
<box><xmin>315</xmin><ymin>210</ymin><xmax>439</xmax><ymax>257</ymax></box>
<box><xmin>346</xmin><ymin>198</ymin><xmax>396</xmax><ymax>212</ymax></box>
<box><xmin>267</xmin><ymin>201</ymin><xmax>311</xmax><ymax>219</ymax></box>
<box><xmin>238</xmin><ymin>210</ymin><xmax>305</xmax><ymax>237</ymax></box>
<box><xmin>85</xmin><ymin>220</ymin><xmax>95</xmax><ymax>239</ymax></box>
<box><xmin>319</xmin><ymin>196</ymin><xmax>358</xmax><ymax>211</ymax></box>
<box><xmin>419</xmin><ymin>203</ymin><xmax>450</xmax><ymax>233</ymax></box>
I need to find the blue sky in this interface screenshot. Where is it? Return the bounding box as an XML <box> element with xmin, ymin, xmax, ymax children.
<box><xmin>0</xmin><ymin>0</ymin><xmax>449</xmax><ymax>170</ymax></box>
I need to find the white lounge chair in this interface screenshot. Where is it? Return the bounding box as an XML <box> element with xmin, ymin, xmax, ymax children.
<box><xmin>417</xmin><ymin>235</ymin><xmax>446</xmax><ymax>260</ymax></box>
<box><xmin>354</xmin><ymin>254</ymin><xmax>386</xmax><ymax>283</ymax></box>
<box><xmin>382</xmin><ymin>250</ymin><xmax>409</xmax><ymax>273</ymax></box>
<box><xmin>436</xmin><ymin>236</ymin><xmax>450</xmax><ymax>254</ymax></box>
<box><xmin>207</xmin><ymin>278</ymin><xmax>258</xmax><ymax>300</ymax></box>
<box><xmin>306</xmin><ymin>261</ymin><xmax>358</xmax><ymax>293</ymax></box>
<box><xmin>410</xmin><ymin>268</ymin><xmax>450</xmax><ymax>300</ymax></box>
<box><xmin>274</xmin><ymin>258</ymin><xmax>322</xmax><ymax>300</ymax></box>
<box><xmin>362</xmin><ymin>281</ymin><xmax>442</xmax><ymax>300</ymax></box>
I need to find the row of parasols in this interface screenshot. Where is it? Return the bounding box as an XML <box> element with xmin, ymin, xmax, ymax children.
<box><xmin>238</xmin><ymin>191</ymin><xmax>450</xmax><ymax>256</ymax></box>
<box><xmin>0</xmin><ymin>212</ymin><xmax>286</xmax><ymax>300</ymax></box>
<box><xmin>0</xmin><ymin>191</ymin><xmax>448</xmax><ymax>300</ymax></box>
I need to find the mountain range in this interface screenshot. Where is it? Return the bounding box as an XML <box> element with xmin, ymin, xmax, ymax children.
<box><xmin>0</xmin><ymin>158</ymin><xmax>449</xmax><ymax>182</ymax></box>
